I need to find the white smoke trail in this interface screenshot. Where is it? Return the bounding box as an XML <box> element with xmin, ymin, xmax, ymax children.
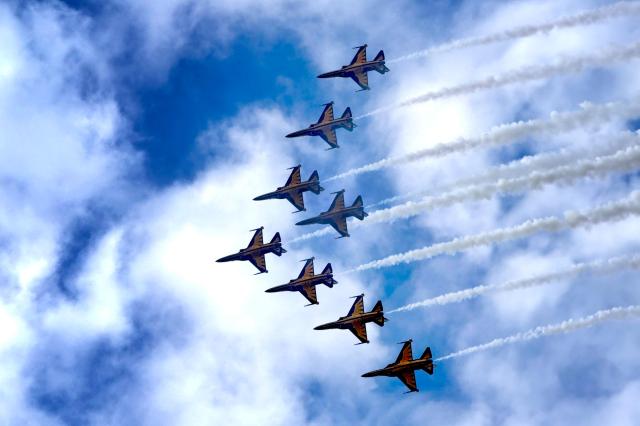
<box><xmin>294</xmin><ymin>142</ymin><xmax>640</xmax><ymax>243</ymax></box>
<box><xmin>435</xmin><ymin>305</ymin><xmax>640</xmax><ymax>361</ymax></box>
<box><xmin>348</xmin><ymin>191</ymin><xmax>640</xmax><ymax>273</ymax></box>
<box><xmin>358</xmin><ymin>42</ymin><xmax>640</xmax><ymax>120</ymax></box>
<box><xmin>371</xmin><ymin>131</ymin><xmax>639</xmax><ymax>208</ymax></box>
<box><xmin>389</xmin><ymin>2</ymin><xmax>640</xmax><ymax>63</ymax></box>
<box><xmin>389</xmin><ymin>253</ymin><xmax>640</xmax><ymax>313</ymax></box>
<box><xmin>328</xmin><ymin>98</ymin><xmax>640</xmax><ymax>182</ymax></box>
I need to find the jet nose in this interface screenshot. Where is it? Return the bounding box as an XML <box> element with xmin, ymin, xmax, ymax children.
<box><xmin>313</xmin><ymin>323</ymin><xmax>331</xmax><ymax>330</ymax></box>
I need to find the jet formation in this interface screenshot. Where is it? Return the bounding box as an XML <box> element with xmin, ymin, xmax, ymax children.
<box><xmin>314</xmin><ymin>294</ymin><xmax>387</xmax><ymax>344</ymax></box>
<box><xmin>253</xmin><ymin>165</ymin><xmax>324</xmax><ymax>212</ymax></box>
<box><xmin>317</xmin><ymin>44</ymin><xmax>389</xmax><ymax>91</ymax></box>
<box><xmin>217</xmin><ymin>44</ymin><xmax>436</xmax><ymax>394</ymax></box>
<box><xmin>265</xmin><ymin>257</ymin><xmax>337</xmax><ymax>306</ymax></box>
<box><xmin>286</xmin><ymin>102</ymin><xmax>355</xmax><ymax>149</ymax></box>
<box><xmin>296</xmin><ymin>189</ymin><xmax>368</xmax><ymax>238</ymax></box>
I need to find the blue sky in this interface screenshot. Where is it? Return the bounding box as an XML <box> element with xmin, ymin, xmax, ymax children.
<box><xmin>2</xmin><ymin>0</ymin><xmax>640</xmax><ymax>425</ymax></box>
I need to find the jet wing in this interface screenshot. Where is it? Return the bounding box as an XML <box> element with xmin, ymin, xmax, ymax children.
<box><xmin>297</xmin><ymin>258</ymin><xmax>315</xmax><ymax>280</ymax></box>
<box><xmin>247</xmin><ymin>228</ymin><xmax>264</xmax><ymax>249</ymax></box>
<box><xmin>327</xmin><ymin>216</ymin><xmax>349</xmax><ymax>238</ymax></box>
<box><xmin>347</xmin><ymin>295</ymin><xmax>365</xmax><ymax>316</ymax></box>
<box><xmin>285</xmin><ymin>166</ymin><xmax>302</xmax><ymax>187</ymax></box>
<box><xmin>350</xmin><ymin>45</ymin><xmax>367</xmax><ymax>65</ymax></box>
<box><xmin>394</xmin><ymin>341</ymin><xmax>414</xmax><ymax>365</ymax></box>
<box><xmin>328</xmin><ymin>191</ymin><xmax>345</xmax><ymax>212</ymax></box>
<box><xmin>248</xmin><ymin>253</ymin><xmax>267</xmax><ymax>273</ymax></box>
<box><xmin>318</xmin><ymin>128</ymin><xmax>339</xmax><ymax>149</ymax></box>
<box><xmin>284</xmin><ymin>191</ymin><xmax>305</xmax><ymax>211</ymax></box>
<box><xmin>299</xmin><ymin>285</ymin><xmax>318</xmax><ymax>305</ymax></box>
<box><xmin>397</xmin><ymin>370</ymin><xmax>418</xmax><ymax>393</ymax></box>
<box><xmin>347</xmin><ymin>321</ymin><xmax>368</xmax><ymax>344</ymax></box>
<box><xmin>350</xmin><ymin>71</ymin><xmax>369</xmax><ymax>90</ymax></box>
<box><xmin>317</xmin><ymin>103</ymin><xmax>335</xmax><ymax>124</ymax></box>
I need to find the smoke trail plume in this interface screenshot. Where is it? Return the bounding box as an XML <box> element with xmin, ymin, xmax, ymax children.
<box><xmin>348</xmin><ymin>191</ymin><xmax>640</xmax><ymax>272</ymax></box>
<box><xmin>435</xmin><ymin>305</ymin><xmax>640</xmax><ymax>361</ymax></box>
<box><xmin>389</xmin><ymin>253</ymin><xmax>640</xmax><ymax>313</ymax></box>
<box><xmin>359</xmin><ymin>42</ymin><xmax>640</xmax><ymax>120</ymax></box>
<box><xmin>328</xmin><ymin>99</ymin><xmax>640</xmax><ymax>182</ymax></box>
<box><xmin>294</xmin><ymin>141</ymin><xmax>640</xmax><ymax>243</ymax></box>
<box><xmin>372</xmin><ymin>131</ymin><xmax>638</xmax><ymax>208</ymax></box>
<box><xmin>390</xmin><ymin>2</ymin><xmax>640</xmax><ymax>63</ymax></box>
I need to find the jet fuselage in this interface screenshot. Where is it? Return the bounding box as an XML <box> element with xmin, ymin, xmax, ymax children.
<box><xmin>362</xmin><ymin>358</ymin><xmax>433</xmax><ymax>378</ymax></box>
<box><xmin>253</xmin><ymin>180</ymin><xmax>318</xmax><ymax>201</ymax></box>
<box><xmin>216</xmin><ymin>242</ymin><xmax>284</xmax><ymax>262</ymax></box>
<box><xmin>265</xmin><ymin>272</ymin><xmax>336</xmax><ymax>293</ymax></box>
<box><xmin>286</xmin><ymin>116</ymin><xmax>354</xmax><ymax>138</ymax></box>
<box><xmin>314</xmin><ymin>311</ymin><xmax>383</xmax><ymax>330</ymax></box>
<box><xmin>317</xmin><ymin>59</ymin><xmax>386</xmax><ymax>79</ymax></box>
<box><xmin>297</xmin><ymin>206</ymin><xmax>364</xmax><ymax>226</ymax></box>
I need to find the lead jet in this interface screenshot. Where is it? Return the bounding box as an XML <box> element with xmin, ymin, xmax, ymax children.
<box><xmin>295</xmin><ymin>190</ymin><xmax>368</xmax><ymax>238</ymax></box>
<box><xmin>317</xmin><ymin>44</ymin><xmax>389</xmax><ymax>91</ymax></box>
<box><xmin>362</xmin><ymin>340</ymin><xmax>435</xmax><ymax>393</ymax></box>
<box><xmin>216</xmin><ymin>227</ymin><xmax>286</xmax><ymax>274</ymax></box>
<box><xmin>253</xmin><ymin>165</ymin><xmax>324</xmax><ymax>212</ymax></box>
<box><xmin>314</xmin><ymin>294</ymin><xmax>387</xmax><ymax>344</ymax></box>
<box><xmin>265</xmin><ymin>257</ymin><xmax>337</xmax><ymax>306</ymax></box>
<box><xmin>285</xmin><ymin>102</ymin><xmax>355</xmax><ymax>149</ymax></box>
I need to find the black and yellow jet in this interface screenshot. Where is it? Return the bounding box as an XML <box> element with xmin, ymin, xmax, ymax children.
<box><xmin>216</xmin><ymin>227</ymin><xmax>286</xmax><ymax>274</ymax></box>
<box><xmin>265</xmin><ymin>257</ymin><xmax>337</xmax><ymax>306</ymax></box>
<box><xmin>296</xmin><ymin>190</ymin><xmax>368</xmax><ymax>238</ymax></box>
<box><xmin>362</xmin><ymin>339</ymin><xmax>435</xmax><ymax>393</ymax></box>
<box><xmin>253</xmin><ymin>165</ymin><xmax>324</xmax><ymax>212</ymax></box>
<box><xmin>314</xmin><ymin>294</ymin><xmax>387</xmax><ymax>344</ymax></box>
<box><xmin>286</xmin><ymin>102</ymin><xmax>355</xmax><ymax>149</ymax></box>
<box><xmin>317</xmin><ymin>44</ymin><xmax>389</xmax><ymax>91</ymax></box>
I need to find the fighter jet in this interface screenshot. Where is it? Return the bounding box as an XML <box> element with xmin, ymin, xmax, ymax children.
<box><xmin>362</xmin><ymin>340</ymin><xmax>435</xmax><ymax>393</ymax></box>
<box><xmin>216</xmin><ymin>227</ymin><xmax>286</xmax><ymax>274</ymax></box>
<box><xmin>265</xmin><ymin>257</ymin><xmax>337</xmax><ymax>306</ymax></box>
<box><xmin>253</xmin><ymin>165</ymin><xmax>324</xmax><ymax>212</ymax></box>
<box><xmin>285</xmin><ymin>102</ymin><xmax>355</xmax><ymax>149</ymax></box>
<box><xmin>317</xmin><ymin>44</ymin><xmax>389</xmax><ymax>91</ymax></box>
<box><xmin>295</xmin><ymin>190</ymin><xmax>368</xmax><ymax>238</ymax></box>
<box><xmin>314</xmin><ymin>294</ymin><xmax>387</xmax><ymax>344</ymax></box>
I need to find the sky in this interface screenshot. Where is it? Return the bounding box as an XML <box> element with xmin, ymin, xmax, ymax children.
<box><xmin>1</xmin><ymin>0</ymin><xmax>640</xmax><ymax>425</ymax></box>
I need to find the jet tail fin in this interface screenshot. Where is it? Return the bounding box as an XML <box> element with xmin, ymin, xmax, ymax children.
<box><xmin>373</xmin><ymin>50</ymin><xmax>390</xmax><ymax>74</ymax></box>
<box><xmin>371</xmin><ymin>300</ymin><xmax>386</xmax><ymax>326</ymax></box>
<box><xmin>321</xmin><ymin>263</ymin><xmax>333</xmax><ymax>275</ymax></box>
<box><xmin>270</xmin><ymin>232</ymin><xmax>286</xmax><ymax>256</ymax></box>
<box><xmin>341</xmin><ymin>107</ymin><xmax>356</xmax><ymax>131</ymax></box>
<box><xmin>308</xmin><ymin>170</ymin><xmax>324</xmax><ymax>194</ymax></box>
<box><xmin>270</xmin><ymin>232</ymin><xmax>281</xmax><ymax>244</ymax></box>
<box><xmin>352</xmin><ymin>196</ymin><xmax>368</xmax><ymax>220</ymax></box>
<box><xmin>420</xmin><ymin>346</ymin><xmax>432</xmax><ymax>360</ymax></box>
